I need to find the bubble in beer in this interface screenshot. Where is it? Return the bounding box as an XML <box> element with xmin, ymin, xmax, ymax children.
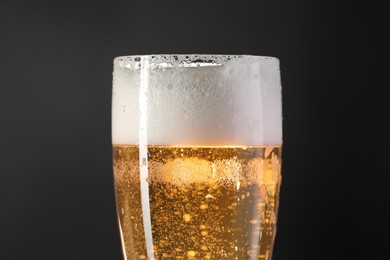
<box><xmin>183</xmin><ymin>214</ymin><xmax>191</xmax><ymax>222</ymax></box>
<box><xmin>187</xmin><ymin>250</ymin><xmax>196</xmax><ymax>258</ymax></box>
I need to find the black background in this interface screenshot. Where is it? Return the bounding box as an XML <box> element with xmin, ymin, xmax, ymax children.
<box><xmin>0</xmin><ymin>1</ymin><xmax>388</xmax><ymax>259</ymax></box>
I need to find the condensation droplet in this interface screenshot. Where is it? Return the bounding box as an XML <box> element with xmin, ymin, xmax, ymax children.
<box><xmin>265</xmin><ymin>146</ymin><xmax>273</xmax><ymax>158</ymax></box>
<box><xmin>272</xmin><ymin>153</ymin><xmax>280</xmax><ymax>175</ymax></box>
<box><xmin>271</xmin><ymin>211</ymin><xmax>276</xmax><ymax>224</ymax></box>
<box><xmin>259</xmin><ymin>211</ymin><xmax>265</xmax><ymax>223</ymax></box>
<box><xmin>260</xmin><ymin>184</ymin><xmax>269</xmax><ymax>204</ymax></box>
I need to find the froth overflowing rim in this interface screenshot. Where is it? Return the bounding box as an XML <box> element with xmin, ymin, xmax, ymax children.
<box><xmin>114</xmin><ymin>54</ymin><xmax>279</xmax><ymax>70</ymax></box>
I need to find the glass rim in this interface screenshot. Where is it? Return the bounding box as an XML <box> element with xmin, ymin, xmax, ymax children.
<box><xmin>113</xmin><ymin>54</ymin><xmax>279</xmax><ymax>70</ymax></box>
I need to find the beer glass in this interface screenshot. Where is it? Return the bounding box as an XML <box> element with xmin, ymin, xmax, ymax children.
<box><xmin>112</xmin><ymin>54</ymin><xmax>283</xmax><ymax>260</ymax></box>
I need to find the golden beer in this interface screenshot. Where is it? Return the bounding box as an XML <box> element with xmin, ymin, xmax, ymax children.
<box><xmin>113</xmin><ymin>145</ymin><xmax>281</xmax><ymax>259</ymax></box>
<box><xmin>112</xmin><ymin>54</ymin><xmax>283</xmax><ymax>259</ymax></box>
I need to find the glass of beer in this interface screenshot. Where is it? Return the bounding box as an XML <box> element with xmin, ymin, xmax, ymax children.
<box><xmin>111</xmin><ymin>54</ymin><xmax>283</xmax><ymax>260</ymax></box>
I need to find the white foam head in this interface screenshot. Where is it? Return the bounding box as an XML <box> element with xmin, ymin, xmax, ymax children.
<box><xmin>112</xmin><ymin>54</ymin><xmax>283</xmax><ymax>146</ymax></box>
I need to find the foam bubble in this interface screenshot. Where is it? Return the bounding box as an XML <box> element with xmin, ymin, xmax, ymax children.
<box><xmin>112</xmin><ymin>54</ymin><xmax>282</xmax><ymax>146</ymax></box>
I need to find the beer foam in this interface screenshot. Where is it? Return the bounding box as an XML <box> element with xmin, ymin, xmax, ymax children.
<box><xmin>112</xmin><ymin>55</ymin><xmax>282</xmax><ymax>146</ymax></box>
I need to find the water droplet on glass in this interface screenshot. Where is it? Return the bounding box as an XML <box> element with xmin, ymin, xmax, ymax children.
<box><xmin>260</xmin><ymin>184</ymin><xmax>269</xmax><ymax>204</ymax></box>
<box><xmin>265</xmin><ymin>146</ymin><xmax>273</xmax><ymax>158</ymax></box>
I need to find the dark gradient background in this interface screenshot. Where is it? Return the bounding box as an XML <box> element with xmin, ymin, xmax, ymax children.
<box><xmin>0</xmin><ymin>1</ymin><xmax>388</xmax><ymax>260</ymax></box>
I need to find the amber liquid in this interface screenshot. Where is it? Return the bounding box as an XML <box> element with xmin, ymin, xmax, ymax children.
<box><xmin>113</xmin><ymin>146</ymin><xmax>282</xmax><ymax>260</ymax></box>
